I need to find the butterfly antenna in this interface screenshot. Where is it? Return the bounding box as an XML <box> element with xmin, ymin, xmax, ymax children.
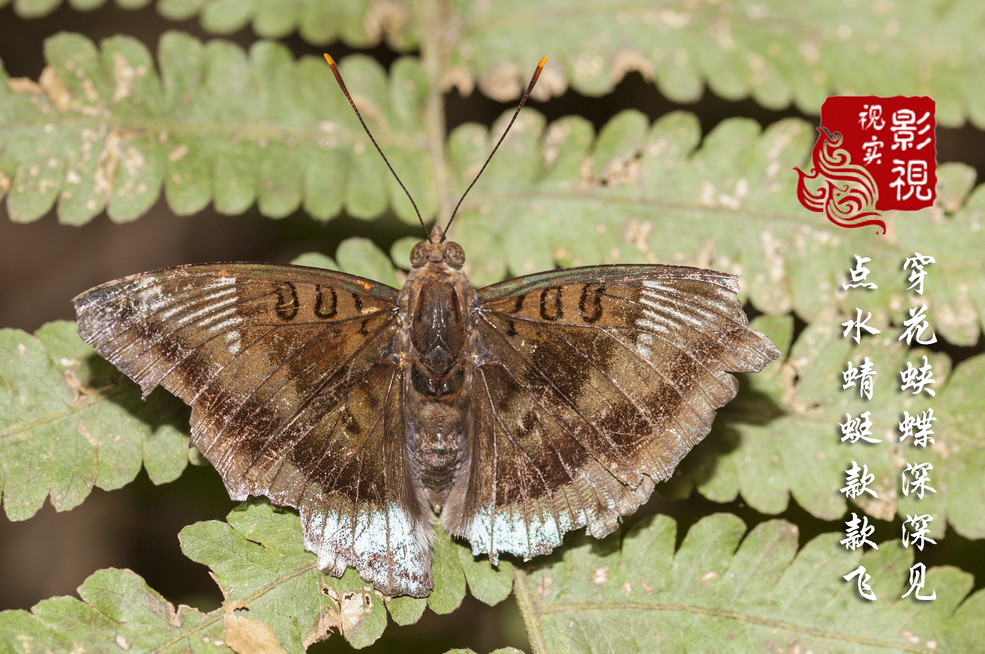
<box><xmin>441</xmin><ymin>56</ymin><xmax>547</xmax><ymax>243</ymax></box>
<box><xmin>324</xmin><ymin>54</ymin><xmax>428</xmax><ymax>239</ymax></box>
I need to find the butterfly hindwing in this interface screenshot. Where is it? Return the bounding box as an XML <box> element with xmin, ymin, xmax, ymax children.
<box><xmin>442</xmin><ymin>264</ymin><xmax>780</xmax><ymax>561</ymax></box>
<box><xmin>74</xmin><ymin>264</ymin><xmax>434</xmax><ymax>596</ymax></box>
<box><xmin>75</xmin><ymin>258</ymin><xmax>779</xmax><ymax>594</ymax></box>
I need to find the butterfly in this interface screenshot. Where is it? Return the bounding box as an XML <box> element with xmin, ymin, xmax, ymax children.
<box><xmin>73</xmin><ymin>56</ymin><xmax>781</xmax><ymax>597</ymax></box>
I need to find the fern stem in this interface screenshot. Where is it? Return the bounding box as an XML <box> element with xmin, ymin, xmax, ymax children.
<box><xmin>512</xmin><ymin>567</ymin><xmax>547</xmax><ymax>654</ymax></box>
<box><xmin>419</xmin><ymin>0</ymin><xmax>453</xmax><ymax>229</ymax></box>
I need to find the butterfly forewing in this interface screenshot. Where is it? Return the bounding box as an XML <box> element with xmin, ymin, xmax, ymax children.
<box><xmin>442</xmin><ymin>265</ymin><xmax>780</xmax><ymax>562</ymax></box>
<box><xmin>74</xmin><ymin>257</ymin><xmax>779</xmax><ymax>597</ymax></box>
<box><xmin>74</xmin><ymin>264</ymin><xmax>434</xmax><ymax>596</ymax></box>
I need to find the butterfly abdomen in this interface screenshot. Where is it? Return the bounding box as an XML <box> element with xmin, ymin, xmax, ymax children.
<box><xmin>401</xmin><ymin>265</ymin><xmax>476</xmax><ymax>512</ymax></box>
<box><xmin>408</xmin><ymin>399</ymin><xmax>468</xmax><ymax>511</ymax></box>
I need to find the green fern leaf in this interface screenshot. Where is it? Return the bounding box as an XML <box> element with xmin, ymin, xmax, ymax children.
<box><xmin>448</xmin><ymin>112</ymin><xmax>985</xmax><ymax>348</ymax></box>
<box><xmin>9</xmin><ymin>1</ymin><xmax>984</xmax><ymax>127</ymax></box>
<box><xmin>4</xmin><ymin>37</ymin><xmax>983</xmax><ymax>350</ymax></box>
<box><xmin>514</xmin><ymin>513</ymin><xmax>983</xmax><ymax>652</ymax></box>
<box><xmin>178</xmin><ymin>500</ymin><xmax>512</xmax><ymax>650</ymax></box>
<box><xmin>3</xmin><ymin>510</ymin><xmax>978</xmax><ymax>651</ymax></box>
<box><xmin>666</xmin><ymin>311</ymin><xmax>985</xmax><ymax>539</ymax></box>
<box><xmin>0</xmin><ymin>33</ymin><xmax>433</xmax><ymax>225</ymax></box>
<box><xmin>158</xmin><ymin>0</ymin><xmax>422</xmax><ymax>49</ymax></box>
<box><xmin>0</xmin><ymin>567</ymin><xmax>225</xmax><ymax>652</ymax></box>
<box><xmin>0</xmin><ymin>321</ymin><xmax>188</xmax><ymax>521</ymax></box>
<box><xmin>443</xmin><ymin>0</ymin><xmax>985</xmax><ymax>127</ymax></box>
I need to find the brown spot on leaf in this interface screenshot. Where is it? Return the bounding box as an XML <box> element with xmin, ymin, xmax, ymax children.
<box><xmin>577</xmin><ymin>156</ymin><xmax>594</xmax><ymax>189</ymax></box>
<box><xmin>111</xmin><ymin>50</ymin><xmax>140</xmax><ymax>103</ymax></box>
<box><xmin>39</xmin><ymin>66</ymin><xmax>71</xmax><ymax>111</ymax></box>
<box><xmin>339</xmin><ymin>589</ymin><xmax>373</xmax><ymax>634</ymax></box>
<box><xmin>224</xmin><ymin>610</ymin><xmax>286</xmax><ymax>654</ymax></box>
<box><xmin>304</xmin><ymin>582</ymin><xmax>373</xmax><ymax>647</ymax></box>
<box><xmin>303</xmin><ymin>610</ymin><xmax>339</xmax><ymax>649</ymax></box>
<box><xmin>78</xmin><ymin>423</ymin><xmax>98</xmax><ymax>449</ymax></box>
<box><xmin>169</xmin><ymin>144</ymin><xmax>189</xmax><ymax>162</ymax></box>
<box><xmin>6</xmin><ymin>77</ymin><xmax>42</xmax><ymax>95</ymax></box>
<box><xmin>440</xmin><ymin>65</ymin><xmax>475</xmax><ymax>96</ymax></box>
<box><xmin>699</xmin><ymin>570</ymin><xmax>719</xmax><ymax>584</ymax></box>
<box><xmin>363</xmin><ymin>0</ymin><xmax>410</xmax><ymax>42</ymax></box>
<box><xmin>623</xmin><ymin>218</ymin><xmax>653</xmax><ymax>253</ymax></box>
<box><xmin>479</xmin><ymin>61</ymin><xmax>527</xmax><ymax>103</ymax></box>
<box><xmin>855</xmin><ymin>481</ymin><xmax>896</xmax><ymax>521</ymax></box>
<box><xmin>94</xmin><ymin>130</ymin><xmax>122</xmax><ymax>201</ymax></box>
<box><xmin>600</xmin><ymin>152</ymin><xmax>641</xmax><ymax>187</ymax></box>
<box><xmin>611</xmin><ymin>49</ymin><xmax>655</xmax><ymax>82</ymax></box>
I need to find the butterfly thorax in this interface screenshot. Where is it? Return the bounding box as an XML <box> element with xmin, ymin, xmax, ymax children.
<box><xmin>400</xmin><ymin>239</ymin><xmax>475</xmax><ymax>511</ymax></box>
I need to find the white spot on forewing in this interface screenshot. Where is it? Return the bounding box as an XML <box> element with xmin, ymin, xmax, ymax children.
<box><xmin>198</xmin><ymin>306</ymin><xmax>240</xmax><ymax>330</ymax></box>
<box><xmin>207</xmin><ymin>315</ymin><xmax>243</xmax><ymax>334</ymax></box>
<box><xmin>224</xmin><ymin>323</ymin><xmax>242</xmax><ymax>355</ymax></box>
<box><xmin>214</xmin><ymin>278</ymin><xmax>243</xmax><ymax>354</ymax></box>
<box><xmin>162</xmin><ymin>288</ymin><xmax>237</xmax><ymax>326</ymax></box>
<box><xmin>133</xmin><ymin>276</ymin><xmax>166</xmax><ymax>312</ymax></box>
<box><xmin>640</xmin><ymin>290</ymin><xmax>718</xmax><ymax>330</ymax></box>
<box><xmin>633</xmin><ymin>330</ymin><xmax>654</xmax><ymax>358</ymax></box>
<box><xmin>635</xmin><ymin>313</ymin><xmax>670</xmax><ymax>335</ymax></box>
<box><xmin>633</xmin><ymin>279</ymin><xmax>729</xmax><ymax>357</ymax></box>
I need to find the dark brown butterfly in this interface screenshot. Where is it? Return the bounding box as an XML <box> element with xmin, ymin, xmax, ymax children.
<box><xmin>74</xmin><ymin>56</ymin><xmax>780</xmax><ymax>597</ymax></box>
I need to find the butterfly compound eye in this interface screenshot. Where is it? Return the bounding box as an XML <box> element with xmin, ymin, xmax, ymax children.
<box><xmin>410</xmin><ymin>242</ymin><xmax>428</xmax><ymax>268</ymax></box>
<box><xmin>444</xmin><ymin>242</ymin><xmax>465</xmax><ymax>268</ymax></box>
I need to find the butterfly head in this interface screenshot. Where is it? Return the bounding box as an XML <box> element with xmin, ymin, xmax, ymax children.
<box><xmin>410</xmin><ymin>239</ymin><xmax>465</xmax><ymax>269</ymax></box>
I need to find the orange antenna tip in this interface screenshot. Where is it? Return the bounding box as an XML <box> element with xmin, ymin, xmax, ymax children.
<box><xmin>323</xmin><ymin>55</ymin><xmax>347</xmax><ymax>91</ymax></box>
<box><xmin>529</xmin><ymin>56</ymin><xmax>546</xmax><ymax>88</ymax></box>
